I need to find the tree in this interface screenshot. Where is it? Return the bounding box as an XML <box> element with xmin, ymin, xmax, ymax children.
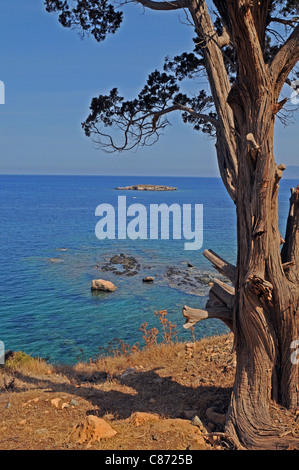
<box><xmin>45</xmin><ymin>0</ymin><xmax>299</xmax><ymax>449</ymax></box>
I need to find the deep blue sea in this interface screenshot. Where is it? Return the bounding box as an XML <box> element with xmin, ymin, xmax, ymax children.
<box><xmin>0</xmin><ymin>175</ymin><xmax>296</xmax><ymax>364</ymax></box>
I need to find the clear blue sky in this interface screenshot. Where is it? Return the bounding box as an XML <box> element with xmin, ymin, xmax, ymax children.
<box><xmin>0</xmin><ymin>0</ymin><xmax>297</xmax><ymax>176</ymax></box>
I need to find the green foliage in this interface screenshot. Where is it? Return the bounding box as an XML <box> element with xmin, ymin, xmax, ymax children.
<box><xmin>44</xmin><ymin>0</ymin><xmax>122</xmax><ymax>42</ymax></box>
<box><xmin>4</xmin><ymin>351</ymin><xmax>51</xmax><ymax>374</ymax></box>
<box><xmin>45</xmin><ymin>0</ymin><xmax>299</xmax><ymax>151</ymax></box>
<box><xmin>5</xmin><ymin>351</ymin><xmax>36</xmax><ymax>370</ymax></box>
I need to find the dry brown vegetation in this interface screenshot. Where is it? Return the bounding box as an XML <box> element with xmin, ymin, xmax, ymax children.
<box><xmin>0</xmin><ymin>311</ymin><xmax>298</xmax><ymax>450</ymax></box>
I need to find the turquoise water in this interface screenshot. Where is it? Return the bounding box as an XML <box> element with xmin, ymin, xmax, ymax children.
<box><xmin>0</xmin><ymin>175</ymin><xmax>296</xmax><ymax>363</ymax></box>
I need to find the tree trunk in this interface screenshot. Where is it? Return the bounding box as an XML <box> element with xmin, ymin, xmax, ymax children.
<box><xmin>224</xmin><ymin>93</ymin><xmax>299</xmax><ymax>449</ymax></box>
<box><xmin>183</xmin><ymin>0</ymin><xmax>299</xmax><ymax>449</ymax></box>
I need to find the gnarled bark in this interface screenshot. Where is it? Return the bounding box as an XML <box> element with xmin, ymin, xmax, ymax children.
<box><xmin>184</xmin><ymin>2</ymin><xmax>299</xmax><ymax>443</ymax></box>
<box><xmin>186</xmin><ymin>122</ymin><xmax>299</xmax><ymax>449</ymax></box>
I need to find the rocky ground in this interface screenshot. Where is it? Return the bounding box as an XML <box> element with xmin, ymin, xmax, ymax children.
<box><xmin>0</xmin><ymin>333</ymin><xmax>298</xmax><ymax>450</ymax></box>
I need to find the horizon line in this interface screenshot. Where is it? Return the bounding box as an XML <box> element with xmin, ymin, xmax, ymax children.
<box><xmin>0</xmin><ymin>173</ymin><xmax>223</xmax><ymax>178</ymax></box>
<box><xmin>0</xmin><ymin>172</ymin><xmax>298</xmax><ymax>180</ymax></box>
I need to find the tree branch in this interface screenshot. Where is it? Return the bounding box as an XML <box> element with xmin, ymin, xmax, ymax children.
<box><xmin>281</xmin><ymin>185</ymin><xmax>299</xmax><ymax>282</ymax></box>
<box><xmin>226</xmin><ymin>0</ymin><xmax>269</xmax><ymax>91</ymax></box>
<box><xmin>136</xmin><ymin>0</ymin><xmax>187</xmax><ymax>10</ymax></box>
<box><xmin>83</xmin><ymin>101</ymin><xmax>217</xmax><ymax>152</ymax></box>
<box><xmin>270</xmin><ymin>24</ymin><xmax>299</xmax><ymax>99</ymax></box>
<box><xmin>183</xmin><ymin>304</ymin><xmax>233</xmax><ymax>330</ymax></box>
<box><xmin>203</xmin><ymin>249</ymin><xmax>236</xmax><ymax>283</ymax></box>
<box><xmin>212</xmin><ymin>0</ymin><xmax>232</xmax><ymax>37</ymax></box>
<box><xmin>189</xmin><ymin>0</ymin><xmax>238</xmax><ymax>202</ymax></box>
<box><xmin>152</xmin><ymin>103</ymin><xmax>219</xmax><ymax>128</ymax></box>
<box><xmin>182</xmin><ymin>278</ymin><xmax>235</xmax><ymax>330</ymax></box>
<box><xmin>217</xmin><ymin>26</ymin><xmax>231</xmax><ymax>48</ymax></box>
<box><xmin>269</xmin><ymin>16</ymin><xmax>299</xmax><ymax>28</ymax></box>
<box><xmin>182</xmin><ymin>248</ymin><xmax>236</xmax><ymax>331</ymax></box>
<box><xmin>210</xmin><ymin>278</ymin><xmax>235</xmax><ymax>309</ymax></box>
<box><xmin>216</xmin><ymin>0</ymin><xmax>271</xmax><ymax>48</ymax></box>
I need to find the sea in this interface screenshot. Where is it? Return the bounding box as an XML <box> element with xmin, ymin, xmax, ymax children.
<box><xmin>0</xmin><ymin>175</ymin><xmax>296</xmax><ymax>364</ymax></box>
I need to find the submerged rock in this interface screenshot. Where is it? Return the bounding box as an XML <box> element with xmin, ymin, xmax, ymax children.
<box><xmin>100</xmin><ymin>253</ymin><xmax>140</xmax><ymax>277</ymax></box>
<box><xmin>49</xmin><ymin>258</ymin><xmax>64</xmax><ymax>263</ymax></box>
<box><xmin>91</xmin><ymin>279</ymin><xmax>117</xmax><ymax>292</ymax></box>
<box><xmin>163</xmin><ymin>266</ymin><xmax>219</xmax><ymax>296</ymax></box>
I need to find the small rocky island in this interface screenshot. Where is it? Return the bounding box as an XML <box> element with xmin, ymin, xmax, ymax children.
<box><xmin>115</xmin><ymin>184</ymin><xmax>177</xmax><ymax>191</ymax></box>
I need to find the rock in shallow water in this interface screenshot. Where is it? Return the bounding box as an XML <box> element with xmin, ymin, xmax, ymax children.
<box><xmin>100</xmin><ymin>253</ymin><xmax>140</xmax><ymax>276</ymax></box>
<box><xmin>142</xmin><ymin>276</ymin><xmax>155</xmax><ymax>283</ymax></box>
<box><xmin>91</xmin><ymin>279</ymin><xmax>117</xmax><ymax>292</ymax></box>
<box><xmin>164</xmin><ymin>266</ymin><xmax>212</xmax><ymax>296</ymax></box>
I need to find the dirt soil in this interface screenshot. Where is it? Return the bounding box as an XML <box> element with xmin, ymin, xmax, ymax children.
<box><xmin>0</xmin><ymin>333</ymin><xmax>298</xmax><ymax>450</ymax></box>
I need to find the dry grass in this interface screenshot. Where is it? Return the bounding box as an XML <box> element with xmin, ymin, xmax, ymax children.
<box><xmin>0</xmin><ymin>328</ymin><xmax>236</xmax><ymax>450</ymax></box>
<box><xmin>3</xmin><ymin>351</ymin><xmax>53</xmax><ymax>376</ymax></box>
<box><xmin>0</xmin><ymin>311</ymin><xmax>298</xmax><ymax>450</ymax></box>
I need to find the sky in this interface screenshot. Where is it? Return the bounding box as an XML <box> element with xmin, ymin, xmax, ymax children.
<box><xmin>0</xmin><ymin>0</ymin><xmax>298</xmax><ymax>177</ymax></box>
